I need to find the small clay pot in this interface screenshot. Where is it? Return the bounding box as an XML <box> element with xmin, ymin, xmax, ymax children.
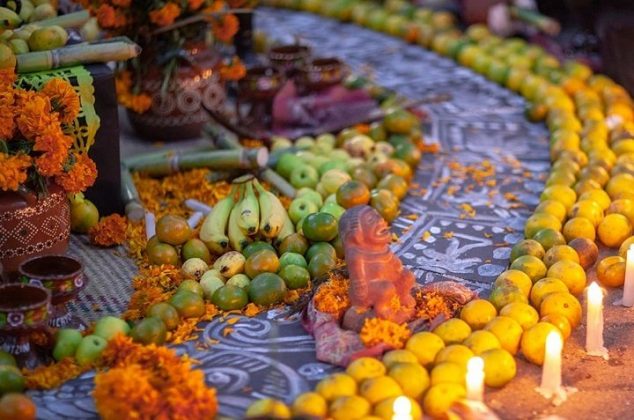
<box><xmin>19</xmin><ymin>255</ymin><xmax>85</xmax><ymax>328</ymax></box>
<box><xmin>297</xmin><ymin>57</ymin><xmax>347</xmax><ymax>91</ymax></box>
<box><xmin>238</xmin><ymin>66</ymin><xmax>285</xmax><ymax>101</ymax></box>
<box><xmin>268</xmin><ymin>44</ymin><xmax>311</xmax><ymax>76</ymax></box>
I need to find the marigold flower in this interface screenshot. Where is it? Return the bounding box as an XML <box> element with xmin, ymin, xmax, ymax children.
<box><xmin>15</xmin><ymin>92</ymin><xmax>53</xmax><ymax>139</ymax></box>
<box><xmin>111</xmin><ymin>0</ymin><xmax>131</xmax><ymax>7</ymax></box>
<box><xmin>0</xmin><ymin>68</ymin><xmax>16</xmax><ymax>88</ymax></box>
<box><xmin>22</xmin><ymin>357</ymin><xmax>89</xmax><ymax>390</ymax></box>
<box><xmin>149</xmin><ymin>3</ymin><xmax>181</xmax><ymax>27</ymax></box>
<box><xmin>187</xmin><ymin>0</ymin><xmax>204</xmax><ymax>11</ymax></box>
<box><xmin>32</xmin><ymin>128</ymin><xmax>73</xmax><ymax>177</ymax></box>
<box><xmin>313</xmin><ymin>272</ymin><xmax>350</xmax><ymax>319</ymax></box>
<box><xmin>41</xmin><ymin>78</ymin><xmax>81</xmax><ymax>124</ymax></box>
<box><xmin>89</xmin><ymin>214</ymin><xmax>128</xmax><ymax>247</ymax></box>
<box><xmin>219</xmin><ymin>58</ymin><xmax>246</xmax><ymax>81</ymax></box>
<box><xmin>55</xmin><ymin>152</ymin><xmax>98</xmax><ymax>193</ymax></box>
<box><xmin>96</xmin><ymin>4</ymin><xmax>117</xmax><ymax>28</ymax></box>
<box><xmin>0</xmin><ymin>153</ymin><xmax>31</xmax><ymax>192</ymax></box>
<box><xmin>212</xmin><ymin>13</ymin><xmax>239</xmax><ymax>43</ymax></box>
<box><xmin>359</xmin><ymin>318</ymin><xmax>411</xmax><ymax>349</ymax></box>
<box><xmin>0</xmin><ymin>88</ymin><xmax>15</xmax><ymax>139</ymax></box>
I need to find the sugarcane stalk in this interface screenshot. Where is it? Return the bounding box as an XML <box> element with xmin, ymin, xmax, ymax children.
<box><xmin>129</xmin><ymin>148</ymin><xmax>269</xmax><ymax>176</ymax></box>
<box><xmin>203</xmin><ymin>124</ymin><xmax>243</xmax><ymax>150</ymax></box>
<box><xmin>121</xmin><ymin>164</ymin><xmax>145</xmax><ymax>221</ymax></box>
<box><xmin>260</xmin><ymin>169</ymin><xmax>296</xmax><ymax>198</ymax></box>
<box><xmin>16</xmin><ymin>40</ymin><xmax>141</xmax><ymax>73</ymax></box>
<box><xmin>37</xmin><ymin>10</ymin><xmax>90</xmax><ymax>29</ymax></box>
<box><xmin>510</xmin><ymin>6</ymin><xmax>560</xmax><ymax>36</ymax></box>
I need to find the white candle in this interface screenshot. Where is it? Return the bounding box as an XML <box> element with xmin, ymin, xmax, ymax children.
<box><xmin>539</xmin><ymin>331</ymin><xmax>562</xmax><ymax>397</ymax></box>
<box><xmin>622</xmin><ymin>245</ymin><xmax>634</xmax><ymax>307</ymax></box>
<box><xmin>586</xmin><ymin>282</ymin><xmax>609</xmax><ymax>359</ymax></box>
<box><xmin>391</xmin><ymin>396</ymin><xmax>412</xmax><ymax>420</ymax></box>
<box><xmin>184</xmin><ymin>199</ymin><xmax>212</xmax><ymax>215</ymax></box>
<box><xmin>466</xmin><ymin>357</ymin><xmax>485</xmax><ymax>402</ymax></box>
<box><xmin>145</xmin><ymin>212</ymin><xmax>156</xmax><ymax>240</ymax></box>
<box><xmin>187</xmin><ymin>212</ymin><xmax>204</xmax><ymax>229</ymax></box>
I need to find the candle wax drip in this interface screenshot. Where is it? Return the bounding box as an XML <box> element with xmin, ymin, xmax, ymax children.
<box><xmin>586</xmin><ymin>347</ymin><xmax>609</xmax><ymax>360</ymax></box>
<box><xmin>535</xmin><ymin>385</ymin><xmax>578</xmax><ymax>406</ymax></box>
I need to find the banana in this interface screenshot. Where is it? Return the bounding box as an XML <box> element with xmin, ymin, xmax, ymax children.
<box><xmin>227</xmin><ymin>185</ymin><xmax>251</xmax><ymax>252</ymax></box>
<box><xmin>274</xmin><ymin>213</ymin><xmax>295</xmax><ymax>246</ymax></box>
<box><xmin>199</xmin><ymin>187</ymin><xmax>237</xmax><ymax>254</ymax></box>
<box><xmin>212</xmin><ymin>251</ymin><xmax>245</xmax><ymax>278</ymax></box>
<box><xmin>254</xmin><ymin>180</ymin><xmax>286</xmax><ymax>239</ymax></box>
<box><xmin>237</xmin><ymin>181</ymin><xmax>259</xmax><ymax>236</ymax></box>
<box><xmin>0</xmin><ymin>7</ymin><xmax>22</xmax><ymax>29</ymax></box>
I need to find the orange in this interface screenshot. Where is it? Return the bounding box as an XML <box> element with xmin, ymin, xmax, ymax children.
<box><xmin>155</xmin><ymin>214</ymin><xmax>192</xmax><ymax>245</ymax></box>
<box><xmin>597</xmin><ymin>213</ymin><xmax>632</xmax><ymax>248</ymax></box>
<box><xmin>509</xmin><ymin>255</ymin><xmax>547</xmax><ymax>283</ymax></box>
<box><xmin>539</xmin><ymin>292</ymin><xmax>582</xmax><ymax>328</ymax></box>
<box><xmin>434</xmin><ymin>344</ymin><xmax>474</xmax><ymax>368</ymax></box>
<box><xmin>510</xmin><ymin>239</ymin><xmax>546</xmax><ymax>261</ymax></box>
<box><xmin>606</xmin><ymin>173</ymin><xmax>634</xmax><ymax>199</ymax></box>
<box><xmin>432</xmin><ymin>319</ymin><xmax>471</xmax><ymax>345</ymax></box>
<box><xmin>619</xmin><ymin>236</ymin><xmax>634</xmax><ymax>258</ymax></box>
<box><xmin>543</xmin><ymin>245</ymin><xmax>580</xmax><ymax>268</ymax></box>
<box><xmin>484</xmin><ymin>316</ymin><xmax>523</xmax><ymax>355</ymax></box>
<box><xmin>532</xmin><ymin>228</ymin><xmax>566</xmax><ymax>251</ymax></box>
<box><xmin>568</xmin><ymin>237</ymin><xmax>600</xmax><ymax>269</ymax></box>
<box><xmin>520</xmin><ymin>322</ymin><xmax>562</xmax><ymax>365</ymax></box>
<box><xmin>534</xmin><ymin>200</ymin><xmax>567</xmax><ymax>222</ymax></box>
<box><xmin>569</xmin><ymin>200</ymin><xmax>604</xmax><ymax>227</ymax></box>
<box><xmin>499</xmin><ymin>302</ymin><xmax>539</xmax><ymax>330</ymax></box>
<box><xmin>596</xmin><ymin>256</ymin><xmax>626</xmax><ymax>287</ymax></box>
<box><xmin>494</xmin><ymin>270</ymin><xmax>532</xmax><ymax>296</ymax></box>
<box><xmin>540</xmin><ymin>185</ymin><xmax>577</xmax><ymax>211</ymax></box>
<box><xmin>547</xmin><ymin>260</ymin><xmax>587</xmax><ymax>295</ymax></box>
<box><xmin>406</xmin><ymin>332</ymin><xmax>445</xmax><ymax>367</ymax></box>
<box><xmin>540</xmin><ymin>314</ymin><xmax>572</xmax><ymax>340</ymax></box>
<box><xmin>0</xmin><ymin>393</ymin><xmax>36</xmax><ymax>420</ymax></box>
<box><xmin>530</xmin><ymin>277</ymin><xmax>569</xmax><ymax>308</ymax></box>
<box><xmin>480</xmin><ymin>348</ymin><xmax>517</xmax><ymax>387</ymax></box>
<box><xmin>606</xmin><ymin>199</ymin><xmax>634</xmax><ymax>225</ymax></box>
<box><xmin>579</xmin><ymin>189</ymin><xmax>611</xmax><ymax>211</ymax></box>
<box><xmin>460</xmin><ymin>299</ymin><xmax>497</xmax><ymax>330</ymax></box>
<box><xmin>562</xmin><ymin>217</ymin><xmax>596</xmax><ymax>242</ymax></box>
<box><xmin>524</xmin><ymin>213</ymin><xmax>562</xmax><ymax>239</ymax></box>
<box><xmin>462</xmin><ymin>330</ymin><xmax>501</xmax><ymax>355</ymax></box>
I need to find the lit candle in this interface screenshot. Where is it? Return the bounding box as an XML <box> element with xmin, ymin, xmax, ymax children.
<box><xmin>392</xmin><ymin>396</ymin><xmax>412</xmax><ymax>420</ymax></box>
<box><xmin>621</xmin><ymin>245</ymin><xmax>634</xmax><ymax>307</ymax></box>
<box><xmin>145</xmin><ymin>212</ymin><xmax>156</xmax><ymax>240</ymax></box>
<box><xmin>466</xmin><ymin>357</ymin><xmax>485</xmax><ymax>402</ymax></box>
<box><xmin>536</xmin><ymin>331</ymin><xmax>577</xmax><ymax>405</ymax></box>
<box><xmin>586</xmin><ymin>282</ymin><xmax>609</xmax><ymax>359</ymax></box>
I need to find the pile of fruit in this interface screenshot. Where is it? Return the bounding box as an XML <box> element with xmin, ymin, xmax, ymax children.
<box><xmin>0</xmin><ymin>1</ymin><xmax>71</xmax><ymax>56</ymax></box>
<box><xmin>0</xmin><ymin>351</ymin><xmax>36</xmax><ymax>419</ymax></box>
<box><xmin>273</xmin><ymin>111</ymin><xmax>422</xmax><ymax>226</ymax></box>
<box><xmin>253</xmin><ymin>0</ymin><xmax>634</xmax><ymax>417</ymax></box>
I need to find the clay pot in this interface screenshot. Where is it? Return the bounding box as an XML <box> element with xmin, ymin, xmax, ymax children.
<box><xmin>19</xmin><ymin>255</ymin><xmax>85</xmax><ymax>328</ymax></box>
<box><xmin>127</xmin><ymin>41</ymin><xmax>226</xmax><ymax>141</ymax></box>
<box><xmin>0</xmin><ymin>183</ymin><xmax>70</xmax><ymax>281</ymax></box>
<box><xmin>297</xmin><ymin>57</ymin><xmax>348</xmax><ymax>92</ymax></box>
<box><xmin>236</xmin><ymin>66</ymin><xmax>285</xmax><ymax>129</ymax></box>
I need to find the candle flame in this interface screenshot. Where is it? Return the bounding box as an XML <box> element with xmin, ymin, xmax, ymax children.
<box><xmin>392</xmin><ymin>396</ymin><xmax>411</xmax><ymax>416</ymax></box>
<box><xmin>588</xmin><ymin>282</ymin><xmax>603</xmax><ymax>306</ymax></box>
<box><xmin>546</xmin><ymin>330</ymin><xmax>563</xmax><ymax>355</ymax></box>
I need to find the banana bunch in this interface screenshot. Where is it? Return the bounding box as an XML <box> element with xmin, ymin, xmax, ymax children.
<box><xmin>199</xmin><ymin>175</ymin><xmax>294</xmax><ymax>253</ymax></box>
<box><xmin>0</xmin><ymin>0</ymin><xmax>57</xmax><ymax>30</ymax></box>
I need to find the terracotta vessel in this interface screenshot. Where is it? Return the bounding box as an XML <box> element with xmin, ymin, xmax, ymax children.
<box><xmin>0</xmin><ymin>183</ymin><xmax>70</xmax><ymax>281</ymax></box>
<box><xmin>268</xmin><ymin>44</ymin><xmax>311</xmax><ymax>76</ymax></box>
<box><xmin>19</xmin><ymin>255</ymin><xmax>85</xmax><ymax>328</ymax></box>
<box><xmin>297</xmin><ymin>57</ymin><xmax>348</xmax><ymax>92</ymax></box>
<box><xmin>0</xmin><ymin>283</ymin><xmax>50</xmax><ymax>367</ymax></box>
<box><xmin>127</xmin><ymin>41</ymin><xmax>226</xmax><ymax>141</ymax></box>
<box><xmin>236</xmin><ymin>66</ymin><xmax>285</xmax><ymax>129</ymax></box>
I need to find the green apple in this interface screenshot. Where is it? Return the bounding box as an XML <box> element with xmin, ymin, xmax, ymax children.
<box><xmin>346</xmin><ymin>157</ymin><xmax>366</xmax><ymax>171</ymax></box>
<box><xmin>289</xmin><ymin>197</ymin><xmax>319</xmax><ymax>224</ymax></box>
<box><xmin>276</xmin><ymin>153</ymin><xmax>302</xmax><ymax>179</ymax></box>
<box><xmin>316</xmin><ymin>182</ymin><xmax>328</xmax><ymax>198</ymax></box>
<box><xmin>325</xmin><ymin>193</ymin><xmax>338</xmax><ymax>205</ymax></box>
<box><xmin>290</xmin><ymin>165</ymin><xmax>319</xmax><ymax>189</ymax></box>
<box><xmin>295</xmin><ymin>216</ymin><xmax>306</xmax><ymax>235</ymax></box>
<box><xmin>226</xmin><ymin>274</ymin><xmax>251</xmax><ymax>289</ymax></box>
<box><xmin>328</xmin><ymin>149</ymin><xmax>351</xmax><ymax>161</ymax></box>
<box><xmin>316</xmin><ymin>133</ymin><xmax>336</xmax><ymax>148</ymax></box>
<box><xmin>318</xmin><ymin>160</ymin><xmax>348</xmax><ymax>176</ymax></box>
<box><xmin>320</xmin><ymin>169</ymin><xmax>352</xmax><ymax>195</ymax></box>
<box><xmin>295</xmin><ymin>136</ymin><xmax>315</xmax><ymax>150</ymax></box>
<box><xmin>131</xmin><ymin>317</ymin><xmax>167</xmax><ymax>345</ymax></box>
<box><xmin>200</xmin><ymin>272</ymin><xmax>225</xmax><ymax>300</ymax></box>
<box><xmin>321</xmin><ymin>202</ymin><xmax>346</xmax><ymax>220</ymax></box>
<box><xmin>310</xmin><ymin>155</ymin><xmax>330</xmax><ymax>170</ymax></box>
<box><xmin>311</xmin><ymin>142</ymin><xmax>333</xmax><ymax>156</ymax></box>
<box><xmin>53</xmin><ymin>328</ymin><xmax>83</xmax><ymax>362</ymax></box>
<box><xmin>344</xmin><ymin>134</ymin><xmax>374</xmax><ymax>158</ymax></box>
<box><xmin>75</xmin><ymin>335</ymin><xmax>107</xmax><ymax>366</ymax></box>
<box><xmin>271</xmin><ymin>136</ymin><xmax>292</xmax><ymax>151</ymax></box>
<box><xmin>279</xmin><ymin>252</ymin><xmax>308</xmax><ymax>268</ymax></box>
<box><xmin>296</xmin><ymin>150</ymin><xmax>316</xmax><ymax>163</ymax></box>
<box><xmin>94</xmin><ymin>316</ymin><xmax>131</xmax><ymax>341</ymax></box>
<box><xmin>297</xmin><ymin>188</ymin><xmax>323</xmax><ymax>207</ymax></box>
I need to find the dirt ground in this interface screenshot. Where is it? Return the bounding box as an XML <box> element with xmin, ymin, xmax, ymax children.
<box><xmin>485</xmin><ymin>254</ymin><xmax>634</xmax><ymax>420</ymax></box>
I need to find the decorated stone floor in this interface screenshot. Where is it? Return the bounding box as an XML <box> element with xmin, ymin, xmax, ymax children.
<box><xmin>27</xmin><ymin>7</ymin><xmax>634</xmax><ymax>419</ymax></box>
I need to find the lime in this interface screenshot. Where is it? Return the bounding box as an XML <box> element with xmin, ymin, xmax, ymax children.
<box><xmin>243</xmin><ymin>241</ymin><xmax>276</xmax><ymax>259</ymax></box>
<box><xmin>131</xmin><ymin>317</ymin><xmax>167</xmax><ymax>345</ymax></box>
<box><xmin>248</xmin><ymin>273</ymin><xmax>287</xmax><ymax>306</ymax></box>
<box><xmin>177</xmin><ymin>279</ymin><xmax>204</xmax><ymax>297</ymax></box>
<box><xmin>0</xmin><ymin>351</ymin><xmax>16</xmax><ymax>367</ymax></box>
<box><xmin>279</xmin><ymin>265</ymin><xmax>311</xmax><ymax>289</ymax></box>
<box><xmin>155</xmin><ymin>214</ymin><xmax>191</xmax><ymax>245</ymax></box>
<box><xmin>182</xmin><ymin>239</ymin><xmax>211</xmax><ymax>264</ymax></box>
<box><xmin>279</xmin><ymin>252</ymin><xmax>307</xmax><ymax>268</ymax></box>
<box><xmin>211</xmin><ymin>285</ymin><xmax>249</xmax><ymax>311</ymax></box>
<box><xmin>308</xmin><ymin>253</ymin><xmax>337</xmax><ymax>279</ymax></box>
<box><xmin>146</xmin><ymin>302</ymin><xmax>180</xmax><ymax>331</ymax></box>
<box><xmin>0</xmin><ymin>365</ymin><xmax>25</xmax><ymax>394</ymax></box>
<box><xmin>278</xmin><ymin>233</ymin><xmax>309</xmax><ymax>255</ymax></box>
<box><xmin>147</xmin><ymin>242</ymin><xmax>179</xmax><ymax>266</ymax></box>
<box><xmin>509</xmin><ymin>239</ymin><xmax>545</xmax><ymax>262</ymax></box>
<box><xmin>169</xmin><ymin>291</ymin><xmax>205</xmax><ymax>318</ymax></box>
<box><xmin>245</xmin><ymin>249</ymin><xmax>280</xmax><ymax>279</ymax></box>
<box><xmin>302</xmin><ymin>212</ymin><xmax>339</xmax><ymax>242</ymax></box>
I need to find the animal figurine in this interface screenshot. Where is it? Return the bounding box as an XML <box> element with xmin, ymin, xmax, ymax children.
<box><xmin>338</xmin><ymin>205</ymin><xmax>416</xmax><ymax>326</ymax></box>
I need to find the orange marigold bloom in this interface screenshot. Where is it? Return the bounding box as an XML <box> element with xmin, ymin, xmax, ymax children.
<box><xmin>0</xmin><ymin>68</ymin><xmax>16</xmax><ymax>88</ymax></box>
<box><xmin>89</xmin><ymin>214</ymin><xmax>127</xmax><ymax>247</ymax></box>
<box><xmin>111</xmin><ymin>0</ymin><xmax>131</xmax><ymax>6</ymax></box>
<box><xmin>188</xmin><ymin>0</ymin><xmax>205</xmax><ymax>11</ymax></box>
<box><xmin>313</xmin><ymin>272</ymin><xmax>350</xmax><ymax>319</ymax></box>
<box><xmin>15</xmin><ymin>92</ymin><xmax>53</xmax><ymax>139</ymax></box>
<box><xmin>219</xmin><ymin>58</ymin><xmax>246</xmax><ymax>81</ymax></box>
<box><xmin>55</xmin><ymin>152</ymin><xmax>98</xmax><ymax>193</ymax></box>
<box><xmin>149</xmin><ymin>3</ymin><xmax>181</xmax><ymax>27</ymax></box>
<box><xmin>359</xmin><ymin>317</ymin><xmax>411</xmax><ymax>349</ymax></box>
<box><xmin>96</xmin><ymin>4</ymin><xmax>117</xmax><ymax>28</ymax></box>
<box><xmin>0</xmin><ymin>88</ymin><xmax>15</xmax><ymax>139</ymax></box>
<box><xmin>128</xmin><ymin>93</ymin><xmax>153</xmax><ymax>114</ymax></box>
<box><xmin>41</xmin><ymin>78</ymin><xmax>81</xmax><ymax>124</ymax></box>
<box><xmin>0</xmin><ymin>153</ymin><xmax>31</xmax><ymax>192</ymax></box>
<box><xmin>212</xmin><ymin>14</ymin><xmax>239</xmax><ymax>43</ymax></box>
<box><xmin>22</xmin><ymin>357</ymin><xmax>89</xmax><ymax>390</ymax></box>
<box><xmin>33</xmin><ymin>128</ymin><xmax>73</xmax><ymax>177</ymax></box>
